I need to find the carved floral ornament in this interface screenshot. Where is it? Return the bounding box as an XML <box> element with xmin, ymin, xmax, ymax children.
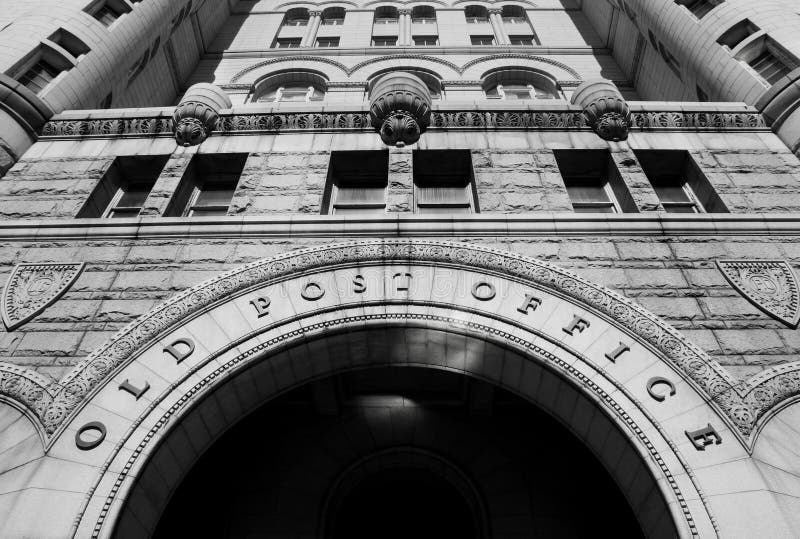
<box><xmin>40</xmin><ymin>110</ymin><xmax>767</xmax><ymax>139</ymax></box>
<box><xmin>0</xmin><ymin>241</ymin><xmax>799</xmax><ymax>446</ymax></box>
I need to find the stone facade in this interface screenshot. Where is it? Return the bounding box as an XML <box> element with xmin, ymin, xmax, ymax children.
<box><xmin>2</xmin><ymin>0</ymin><xmax>800</xmax><ymax>537</ymax></box>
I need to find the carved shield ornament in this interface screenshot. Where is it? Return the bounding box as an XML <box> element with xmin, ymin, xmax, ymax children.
<box><xmin>2</xmin><ymin>263</ymin><xmax>85</xmax><ymax>331</ymax></box>
<box><xmin>717</xmin><ymin>260</ymin><xmax>800</xmax><ymax>328</ymax></box>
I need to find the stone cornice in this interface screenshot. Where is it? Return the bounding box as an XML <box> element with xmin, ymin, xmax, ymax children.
<box><xmin>39</xmin><ymin>109</ymin><xmax>768</xmax><ymax>139</ymax></box>
<box><xmin>0</xmin><ymin>214</ymin><xmax>799</xmax><ymax>241</ymax></box>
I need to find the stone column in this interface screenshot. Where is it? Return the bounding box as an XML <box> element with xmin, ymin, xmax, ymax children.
<box><xmin>488</xmin><ymin>9</ymin><xmax>509</xmax><ymax>45</ymax></box>
<box><xmin>398</xmin><ymin>9</ymin><xmax>412</xmax><ymax>46</ymax></box>
<box><xmin>301</xmin><ymin>11</ymin><xmax>323</xmax><ymax>47</ymax></box>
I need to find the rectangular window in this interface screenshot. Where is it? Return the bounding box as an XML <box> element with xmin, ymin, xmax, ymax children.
<box><xmin>18</xmin><ymin>59</ymin><xmax>61</xmax><ymax>94</ymax></box>
<box><xmin>413</xmin><ymin>36</ymin><xmax>438</xmax><ymax>46</ymax></box>
<box><xmin>717</xmin><ymin>19</ymin><xmax>759</xmax><ymax>49</ymax></box>
<box><xmin>323</xmin><ymin>151</ymin><xmax>389</xmax><ymax>214</ymax></box>
<box><xmin>165</xmin><ymin>154</ymin><xmax>248</xmax><ymax>218</ymax></box>
<box><xmin>634</xmin><ymin>150</ymin><xmax>728</xmax><ymax>213</ymax></box>
<box><xmin>470</xmin><ymin>35</ymin><xmax>495</xmax><ymax>45</ymax></box>
<box><xmin>735</xmin><ymin>36</ymin><xmax>799</xmax><ymax>86</ymax></box>
<box><xmin>48</xmin><ymin>29</ymin><xmax>90</xmax><ymax>60</ymax></box>
<box><xmin>275</xmin><ymin>38</ymin><xmax>301</xmax><ymax>48</ymax></box>
<box><xmin>372</xmin><ymin>36</ymin><xmax>398</xmax><ymax>46</ymax></box>
<box><xmin>88</xmin><ymin>0</ymin><xmax>130</xmax><ymax>27</ymax></box>
<box><xmin>321</xmin><ymin>17</ymin><xmax>344</xmax><ymax>25</ymax></box>
<box><xmin>413</xmin><ymin>150</ymin><xmax>477</xmax><ymax>214</ymax></box>
<box><xmin>675</xmin><ymin>0</ymin><xmax>723</xmax><ymax>19</ymax></box>
<box><xmin>554</xmin><ymin>150</ymin><xmax>637</xmax><ymax>213</ymax></box>
<box><xmin>509</xmin><ymin>35</ymin><xmax>537</xmax><ymax>45</ymax></box>
<box><xmin>77</xmin><ymin>155</ymin><xmax>169</xmax><ymax>218</ymax></box>
<box><xmin>316</xmin><ymin>37</ymin><xmax>340</xmax><ymax>47</ymax></box>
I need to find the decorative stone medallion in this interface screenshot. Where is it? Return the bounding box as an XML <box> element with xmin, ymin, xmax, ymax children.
<box><xmin>717</xmin><ymin>259</ymin><xmax>800</xmax><ymax>328</ymax></box>
<box><xmin>1</xmin><ymin>263</ymin><xmax>85</xmax><ymax>331</ymax></box>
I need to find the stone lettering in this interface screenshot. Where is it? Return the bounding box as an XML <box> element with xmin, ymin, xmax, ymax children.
<box><xmin>563</xmin><ymin>315</ymin><xmax>590</xmax><ymax>336</ymax></box>
<box><xmin>605</xmin><ymin>342</ymin><xmax>630</xmax><ymax>363</ymax></box>
<box><xmin>118</xmin><ymin>379</ymin><xmax>151</xmax><ymax>400</ymax></box>
<box><xmin>685</xmin><ymin>424</ymin><xmax>722</xmax><ymax>451</ymax></box>
<box><xmin>249</xmin><ymin>296</ymin><xmax>271</xmax><ymax>317</ymax></box>
<box><xmin>163</xmin><ymin>338</ymin><xmax>195</xmax><ymax>364</ymax></box>
<box><xmin>647</xmin><ymin>377</ymin><xmax>676</xmax><ymax>402</ymax></box>
<box><xmin>393</xmin><ymin>273</ymin><xmax>412</xmax><ymax>292</ymax></box>
<box><xmin>471</xmin><ymin>282</ymin><xmax>496</xmax><ymax>301</ymax></box>
<box><xmin>301</xmin><ymin>282</ymin><xmax>325</xmax><ymax>301</ymax></box>
<box><xmin>353</xmin><ymin>275</ymin><xmax>366</xmax><ymax>294</ymax></box>
<box><xmin>517</xmin><ymin>293</ymin><xmax>542</xmax><ymax>314</ymax></box>
<box><xmin>75</xmin><ymin>421</ymin><xmax>107</xmax><ymax>451</ymax></box>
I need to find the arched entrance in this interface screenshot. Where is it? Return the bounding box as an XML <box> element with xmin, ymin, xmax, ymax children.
<box><xmin>6</xmin><ymin>240</ymin><xmax>800</xmax><ymax>538</ymax></box>
<box><xmin>144</xmin><ymin>362</ymin><xmax>650</xmax><ymax>538</ymax></box>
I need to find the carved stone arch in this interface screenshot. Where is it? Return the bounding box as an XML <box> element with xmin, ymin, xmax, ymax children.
<box><xmin>230</xmin><ymin>56</ymin><xmax>349</xmax><ymax>84</ymax></box>
<box><xmin>249</xmin><ymin>68</ymin><xmax>330</xmax><ymax>102</ymax></box>
<box><xmin>3</xmin><ymin>240</ymin><xmax>800</xmax><ymax>537</ymax></box>
<box><xmin>480</xmin><ymin>65</ymin><xmax>563</xmax><ymax>99</ymax></box>
<box><xmin>91</xmin><ymin>319</ymin><xmax>701</xmax><ymax>537</ymax></box>
<box><xmin>461</xmin><ymin>54</ymin><xmax>582</xmax><ymax>80</ymax></box>
<box><xmin>348</xmin><ymin>54</ymin><xmax>461</xmax><ymax>78</ymax></box>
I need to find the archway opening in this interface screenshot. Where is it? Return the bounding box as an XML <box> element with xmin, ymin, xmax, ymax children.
<box><xmin>331</xmin><ymin>465</ymin><xmax>476</xmax><ymax>539</ymax></box>
<box><xmin>149</xmin><ymin>366</ymin><xmax>648</xmax><ymax>538</ymax></box>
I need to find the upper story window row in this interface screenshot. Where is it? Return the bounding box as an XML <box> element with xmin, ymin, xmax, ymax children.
<box><xmin>245</xmin><ymin>68</ymin><xmax>563</xmax><ymax>103</ymax></box>
<box><xmin>276</xmin><ymin>4</ymin><xmax>537</xmax><ymax>48</ymax></box>
<box><xmin>76</xmin><ymin>149</ymin><xmax>729</xmax><ymax>219</ymax></box>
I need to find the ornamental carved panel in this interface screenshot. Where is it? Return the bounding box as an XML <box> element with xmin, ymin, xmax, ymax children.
<box><xmin>717</xmin><ymin>260</ymin><xmax>800</xmax><ymax>328</ymax></box>
<box><xmin>1</xmin><ymin>263</ymin><xmax>85</xmax><ymax>331</ymax></box>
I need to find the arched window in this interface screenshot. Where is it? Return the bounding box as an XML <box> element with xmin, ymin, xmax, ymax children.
<box><xmin>374</xmin><ymin>6</ymin><xmax>399</xmax><ymax>24</ymax></box>
<box><xmin>252</xmin><ymin>71</ymin><xmax>327</xmax><ymax>103</ymax></box>
<box><xmin>411</xmin><ymin>6</ymin><xmax>436</xmax><ymax>24</ymax></box>
<box><xmin>321</xmin><ymin>7</ymin><xmax>345</xmax><ymax>25</ymax></box>
<box><xmin>482</xmin><ymin>68</ymin><xmax>561</xmax><ymax>100</ymax></box>
<box><xmin>283</xmin><ymin>8</ymin><xmax>310</xmax><ymax>26</ymax></box>
<box><xmin>369</xmin><ymin>69</ymin><xmax>443</xmax><ymax>100</ymax></box>
<box><xmin>501</xmin><ymin>5</ymin><xmax>527</xmax><ymax>24</ymax></box>
<box><xmin>464</xmin><ymin>5</ymin><xmax>489</xmax><ymax>23</ymax></box>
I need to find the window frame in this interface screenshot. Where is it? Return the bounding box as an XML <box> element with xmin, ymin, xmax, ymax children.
<box><xmin>412</xmin><ymin>150</ymin><xmax>478</xmax><ymax>214</ymax></box>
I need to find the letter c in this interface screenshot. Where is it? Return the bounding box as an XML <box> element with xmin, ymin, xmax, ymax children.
<box><xmin>647</xmin><ymin>377</ymin><xmax>676</xmax><ymax>402</ymax></box>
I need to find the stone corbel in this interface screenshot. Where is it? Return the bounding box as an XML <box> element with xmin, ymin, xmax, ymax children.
<box><xmin>571</xmin><ymin>79</ymin><xmax>631</xmax><ymax>142</ymax></box>
<box><xmin>369</xmin><ymin>72</ymin><xmax>432</xmax><ymax>147</ymax></box>
<box><xmin>172</xmin><ymin>83</ymin><xmax>232</xmax><ymax>147</ymax></box>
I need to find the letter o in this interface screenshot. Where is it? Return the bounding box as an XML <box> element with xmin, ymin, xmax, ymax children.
<box><xmin>301</xmin><ymin>282</ymin><xmax>325</xmax><ymax>301</ymax></box>
<box><xmin>471</xmin><ymin>282</ymin><xmax>496</xmax><ymax>301</ymax></box>
<box><xmin>75</xmin><ymin>421</ymin><xmax>107</xmax><ymax>451</ymax></box>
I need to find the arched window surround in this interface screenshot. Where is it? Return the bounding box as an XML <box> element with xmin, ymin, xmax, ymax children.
<box><xmin>250</xmin><ymin>70</ymin><xmax>329</xmax><ymax>103</ymax></box>
<box><xmin>481</xmin><ymin>67</ymin><xmax>562</xmax><ymax>100</ymax></box>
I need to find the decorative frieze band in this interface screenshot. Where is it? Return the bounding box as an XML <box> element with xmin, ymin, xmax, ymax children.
<box><xmin>39</xmin><ymin>110</ymin><xmax>768</xmax><ymax>138</ymax></box>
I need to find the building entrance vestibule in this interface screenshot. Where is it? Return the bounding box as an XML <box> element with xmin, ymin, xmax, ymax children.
<box><xmin>149</xmin><ymin>366</ymin><xmax>648</xmax><ymax>538</ymax></box>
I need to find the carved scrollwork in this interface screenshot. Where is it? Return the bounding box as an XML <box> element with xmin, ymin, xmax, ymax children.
<box><xmin>40</xmin><ymin>110</ymin><xmax>767</xmax><ymax>139</ymax></box>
